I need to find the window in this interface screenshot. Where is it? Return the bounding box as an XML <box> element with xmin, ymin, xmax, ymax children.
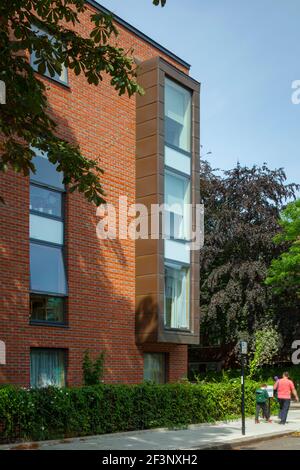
<box><xmin>30</xmin><ymin>214</ymin><xmax>64</xmax><ymax>245</ymax></box>
<box><xmin>165</xmin><ymin>78</ymin><xmax>191</xmax><ymax>153</ymax></box>
<box><xmin>164</xmin><ymin>79</ymin><xmax>192</xmax><ymax>332</ymax></box>
<box><xmin>30</xmin><ymin>242</ymin><xmax>67</xmax><ymax>295</ymax></box>
<box><xmin>30</xmin><ymin>294</ymin><xmax>64</xmax><ymax>323</ymax></box>
<box><xmin>30</xmin><ymin>348</ymin><xmax>66</xmax><ymax>388</ymax></box>
<box><xmin>165</xmin><ymin>145</ymin><xmax>191</xmax><ymax>176</ymax></box>
<box><xmin>29</xmin><ymin>149</ymin><xmax>67</xmax><ymax>322</ymax></box>
<box><xmin>30</xmin><ymin>149</ymin><xmax>64</xmax><ymax>189</ymax></box>
<box><xmin>143</xmin><ymin>353</ymin><xmax>166</xmax><ymax>384</ymax></box>
<box><xmin>164</xmin><ymin>171</ymin><xmax>190</xmax><ymax>240</ymax></box>
<box><xmin>30</xmin><ymin>25</ymin><xmax>68</xmax><ymax>85</ymax></box>
<box><xmin>165</xmin><ymin>263</ymin><xmax>190</xmax><ymax>329</ymax></box>
<box><xmin>30</xmin><ymin>185</ymin><xmax>62</xmax><ymax>217</ymax></box>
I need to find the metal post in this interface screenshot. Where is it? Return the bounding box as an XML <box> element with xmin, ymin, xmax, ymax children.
<box><xmin>241</xmin><ymin>354</ymin><xmax>245</xmax><ymax>435</ymax></box>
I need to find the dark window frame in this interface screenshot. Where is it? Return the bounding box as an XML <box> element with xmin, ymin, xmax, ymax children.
<box><xmin>30</xmin><ymin>293</ymin><xmax>67</xmax><ymax>326</ymax></box>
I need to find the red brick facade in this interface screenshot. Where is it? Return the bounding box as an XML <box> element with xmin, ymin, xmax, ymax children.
<box><xmin>0</xmin><ymin>2</ymin><xmax>192</xmax><ymax>386</ymax></box>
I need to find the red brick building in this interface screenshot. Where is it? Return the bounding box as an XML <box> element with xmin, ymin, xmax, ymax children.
<box><xmin>0</xmin><ymin>1</ymin><xmax>200</xmax><ymax>387</ymax></box>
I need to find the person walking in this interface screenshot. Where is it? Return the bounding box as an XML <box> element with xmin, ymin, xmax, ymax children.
<box><xmin>255</xmin><ymin>384</ymin><xmax>272</xmax><ymax>423</ymax></box>
<box><xmin>274</xmin><ymin>372</ymin><xmax>299</xmax><ymax>424</ymax></box>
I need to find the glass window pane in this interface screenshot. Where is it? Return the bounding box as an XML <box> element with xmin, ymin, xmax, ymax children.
<box><xmin>30</xmin><ymin>186</ymin><xmax>62</xmax><ymax>217</ymax></box>
<box><xmin>165</xmin><ymin>78</ymin><xmax>191</xmax><ymax>152</ymax></box>
<box><xmin>31</xmin><ymin>49</ymin><xmax>68</xmax><ymax>84</ymax></box>
<box><xmin>30</xmin><ymin>294</ymin><xmax>65</xmax><ymax>323</ymax></box>
<box><xmin>165</xmin><ymin>239</ymin><xmax>190</xmax><ymax>264</ymax></box>
<box><xmin>165</xmin><ymin>172</ymin><xmax>190</xmax><ymax>240</ymax></box>
<box><xmin>30</xmin><ymin>349</ymin><xmax>66</xmax><ymax>388</ymax></box>
<box><xmin>143</xmin><ymin>353</ymin><xmax>166</xmax><ymax>384</ymax></box>
<box><xmin>165</xmin><ymin>172</ymin><xmax>190</xmax><ymax>208</ymax></box>
<box><xmin>30</xmin><ymin>214</ymin><xmax>63</xmax><ymax>245</ymax></box>
<box><xmin>165</xmin><ymin>264</ymin><xmax>190</xmax><ymax>329</ymax></box>
<box><xmin>165</xmin><ymin>145</ymin><xmax>191</xmax><ymax>175</ymax></box>
<box><xmin>30</xmin><ymin>155</ymin><xmax>64</xmax><ymax>189</ymax></box>
<box><xmin>30</xmin><ymin>26</ymin><xmax>68</xmax><ymax>84</ymax></box>
<box><xmin>30</xmin><ymin>242</ymin><xmax>67</xmax><ymax>295</ymax></box>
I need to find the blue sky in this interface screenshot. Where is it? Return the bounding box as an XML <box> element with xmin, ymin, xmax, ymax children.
<box><xmin>97</xmin><ymin>0</ymin><xmax>300</xmax><ymax>185</ymax></box>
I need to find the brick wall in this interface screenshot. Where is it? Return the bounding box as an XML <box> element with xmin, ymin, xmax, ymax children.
<box><xmin>0</xmin><ymin>2</ymin><xmax>189</xmax><ymax>386</ymax></box>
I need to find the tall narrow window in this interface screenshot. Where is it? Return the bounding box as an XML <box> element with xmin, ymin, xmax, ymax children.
<box><xmin>164</xmin><ymin>77</ymin><xmax>192</xmax><ymax>331</ymax></box>
<box><xmin>30</xmin><ymin>348</ymin><xmax>66</xmax><ymax>388</ymax></box>
<box><xmin>29</xmin><ymin>149</ymin><xmax>67</xmax><ymax>324</ymax></box>
<box><xmin>165</xmin><ymin>263</ymin><xmax>190</xmax><ymax>329</ymax></box>
<box><xmin>165</xmin><ymin>78</ymin><xmax>191</xmax><ymax>153</ymax></box>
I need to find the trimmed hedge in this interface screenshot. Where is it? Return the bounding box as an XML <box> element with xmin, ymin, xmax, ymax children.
<box><xmin>193</xmin><ymin>365</ymin><xmax>300</xmax><ymax>394</ymax></box>
<box><xmin>0</xmin><ymin>380</ymin><xmax>277</xmax><ymax>442</ymax></box>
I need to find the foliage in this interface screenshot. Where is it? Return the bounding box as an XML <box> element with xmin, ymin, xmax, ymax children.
<box><xmin>192</xmin><ymin>365</ymin><xmax>300</xmax><ymax>394</ymax></box>
<box><xmin>248</xmin><ymin>327</ymin><xmax>281</xmax><ymax>378</ymax></box>
<box><xmin>191</xmin><ymin>369</ymin><xmax>241</xmax><ymax>383</ymax></box>
<box><xmin>199</xmin><ymin>160</ymin><xmax>299</xmax><ymax>348</ymax></box>
<box><xmin>0</xmin><ymin>380</ymin><xmax>275</xmax><ymax>442</ymax></box>
<box><xmin>253</xmin><ymin>365</ymin><xmax>300</xmax><ymax>392</ymax></box>
<box><xmin>82</xmin><ymin>350</ymin><xmax>105</xmax><ymax>386</ymax></box>
<box><xmin>266</xmin><ymin>199</ymin><xmax>300</xmax><ymax>297</ymax></box>
<box><xmin>0</xmin><ymin>0</ymin><xmax>150</xmax><ymax>205</ymax></box>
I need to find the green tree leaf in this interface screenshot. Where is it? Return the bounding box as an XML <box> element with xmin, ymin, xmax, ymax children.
<box><xmin>265</xmin><ymin>199</ymin><xmax>300</xmax><ymax>297</ymax></box>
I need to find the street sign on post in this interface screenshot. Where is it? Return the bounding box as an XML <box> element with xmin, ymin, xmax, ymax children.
<box><xmin>240</xmin><ymin>341</ymin><xmax>248</xmax><ymax>355</ymax></box>
<box><xmin>240</xmin><ymin>341</ymin><xmax>248</xmax><ymax>436</ymax></box>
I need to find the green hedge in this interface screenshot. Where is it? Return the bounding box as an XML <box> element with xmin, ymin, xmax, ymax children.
<box><xmin>0</xmin><ymin>380</ymin><xmax>277</xmax><ymax>443</ymax></box>
<box><xmin>193</xmin><ymin>365</ymin><xmax>300</xmax><ymax>394</ymax></box>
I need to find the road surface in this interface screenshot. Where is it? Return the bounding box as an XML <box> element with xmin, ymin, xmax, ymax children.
<box><xmin>234</xmin><ymin>433</ymin><xmax>300</xmax><ymax>450</ymax></box>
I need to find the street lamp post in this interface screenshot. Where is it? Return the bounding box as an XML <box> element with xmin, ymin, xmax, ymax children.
<box><xmin>240</xmin><ymin>341</ymin><xmax>248</xmax><ymax>436</ymax></box>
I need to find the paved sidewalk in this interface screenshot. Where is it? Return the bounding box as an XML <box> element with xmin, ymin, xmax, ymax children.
<box><xmin>1</xmin><ymin>409</ymin><xmax>300</xmax><ymax>451</ymax></box>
